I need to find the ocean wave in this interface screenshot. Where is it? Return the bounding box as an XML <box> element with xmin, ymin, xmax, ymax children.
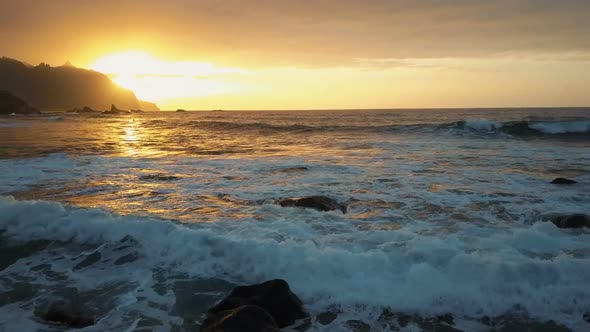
<box><xmin>1</xmin><ymin>197</ymin><xmax>589</xmax><ymax>330</ymax></box>
<box><xmin>528</xmin><ymin>121</ymin><xmax>590</xmax><ymax>134</ymax></box>
<box><xmin>184</xmin><ymin>120</ymin><xmax>315</xmax><ymax>133</ymax></box>
<box><xmin>170</xmin><ymin>119</ymin><xmax>590</xmax><ymax>138</ymax></box>
<box><xmin>447</xmin><ymin>119</ymin><xmax>590</xmax><ymax>137</ymax></box>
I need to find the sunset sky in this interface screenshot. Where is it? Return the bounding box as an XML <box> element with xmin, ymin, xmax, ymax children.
<box><xmin>2</xmin><ymin>0</ymin><xmax>589</xmax><ymax>110</ymax></box>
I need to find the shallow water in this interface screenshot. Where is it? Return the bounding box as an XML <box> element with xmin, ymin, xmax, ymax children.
<box><xmin>1</xmin><ymin>109</ymin><xmax>590</xmax><ymax>331</ymax></box>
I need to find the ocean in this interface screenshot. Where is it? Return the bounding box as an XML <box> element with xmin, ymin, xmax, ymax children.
<box><xmin>1</xmin><ymin>108</ymin><xmax>589</xmax><ymax>331</ymax></box>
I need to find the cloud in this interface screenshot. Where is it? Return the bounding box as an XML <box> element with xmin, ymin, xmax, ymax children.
<box><xmin>2</xmin><ymin>0</ymin><xmax>590</xmax><ymax>67</ymax></box>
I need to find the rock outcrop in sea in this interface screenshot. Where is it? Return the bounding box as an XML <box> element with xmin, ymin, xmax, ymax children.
<box><xmin>66</xmin><ymin>106</ymin><xmax>100</xmax><ymax>114</ymax></box>
<box><xmin>551</xmin><ymin>214</ymin><xmax>590</xmax><ymax>229</ymax></box>
<box><xmin>278</xmin><ymin>195</ymin><xmax>347</xmax><ymax>213</ymax></box>
<box><xmin>201</xmin><ymin>279</ymin><xmax>308</xmax><ymax>331</ymax></box>
<box><xmin>40</xmin><ymin>303</ymin><xmax>95</xmax><ymax>329</ymax></box>
<box><xmin>102</xmin><ymin>104</ymin><xmax>131</xmax><ymax>115</ymax></box>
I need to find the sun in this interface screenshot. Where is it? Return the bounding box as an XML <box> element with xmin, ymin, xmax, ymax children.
<box><xmin>88</xmin><ymin>51</ymin><xmax>247</xmax><ymax>102</ymax></box>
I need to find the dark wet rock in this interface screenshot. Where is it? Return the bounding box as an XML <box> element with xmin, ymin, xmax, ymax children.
<box><xmin>102</xmin><ymin>104</ymin><xmax>130</xmax><ymax>115</ymax></box>
<box><xmin>139</xmin><ymin>173</ymin><xmax>180</xmax><ymax>181</ymax></box>
<box><xmin>292</xmin><ymin>317</ymin><xmax>312</xmax><ymax>331</ymax></box>
<box><xmin>317</xmin><ymin>311</ymin><xmax>338</xmax><ymax>325</ymax></box>
<box><xmin>171</xmin><ymin>278</ymin><xmax>235</xmax><ymax>331</ymax></box>
<box><xmin>130</xmin><ymin>109</ymin><xmax>144</xmax><ymax>113</ymax></box>
<box><xmin>0</xmin><ymin>282</ymin><xmax>37</xmax><ymax>307</ymax></box>
<box><xmin>0</xmin><ymin>238</ymin><xmax>53</xmax><ymax>271</ymax></box>
<box><xmin>118</xmin><ymin>234</ymin><xmax>138</xmax><ymax>245</ymax></box>
<box><xmin>271</xmin><ymin>166</ymin><xmax>309</xmax><ymax>174</ymax></box>
<box><xmin>201</xmin><ymin>305</ymin><xmax>279</xmax><ymax>332</ymax></box>
<box><xmin>114</xmin><ymin>252</ymin><xmax>138</xmax><ymax>265</ymax></box>
<box><xmin>41</xmin><ymin>304</ymin><xmax>95</xmax><ymax>328</ymax></box>
<box><xmin>345</xmin><ymin>320</ymin><xmax>371</xmax><ymax>332</ymax></box>
<box><xmin>207</xmin><ymin>279</ymin><xmax>308</xmax><ymax>328</ymax></box>
<box><xmin>550</xmin><ymin>214</ymin><xmax>590</xmax><ymax>229</ymax></box>
<box><xmin>378</xmin><ymin>310</ymin><xmax>461</xmax><ymax>332</ymax></box>
<box><xmin>0</xmin><ymin>90</ymin><xmax>40</xmax><ymax>114</ymax></box>
<box><xmin>475</xmin><ymin>313</ymin><xmax>572</xmax><ymax>331</ymax></box>
<box><xmin>67</xmin><ymin>106</ymin><xmax>99</xmax><ymax>113</ymax></box>
<box><xmin>278</xmin><ymin>196</ymin><xmax>347</xmax><ymax>213</ymax></box>
<box><xmin>495</xmin><ymin>318</ymin><xmax>571</xmax><ymax>332</ymax></box>
<box><xmin>73</xmin><ymin>251</ymin><xmax>101</xmax><ymax>270</ymax></box>
<box><xmin>81</xmin><ymin>106</ymin><xmax>98</xmax><ymax>113</ymax></box>
<box><xmin>436</xmin><ymin>313</ymin><xmax>454</xmax><ymax>325</ymax></box>
<box><xmin>176</xmin><ymin>108</ymin><xmax>187</xmax><ymax>112</ymax></box>
<box><xmin>551</xmin><ymin>178</ymin><xmax>577</xmax><ymax>185</ymax></box>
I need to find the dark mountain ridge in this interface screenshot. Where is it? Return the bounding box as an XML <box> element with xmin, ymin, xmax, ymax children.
<box><xmin>0</xmin><ymin>57</ymin><xmax>159</xmax><ymax>111</ymax></box>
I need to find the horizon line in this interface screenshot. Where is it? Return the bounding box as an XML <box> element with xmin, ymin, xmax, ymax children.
<box><xmin>160</xmin><ymin>106</ymin><xmax>590</xmax><ymax>112</ymax></box>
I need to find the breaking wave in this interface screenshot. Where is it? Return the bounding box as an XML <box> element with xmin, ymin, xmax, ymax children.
<box><xmin>175</xmin><ymin>119</ymin><xmax>590</xmax><ymax>138</ymax></box>
<box><xmin>1</xmin><ymin>197</ymin><xmax>589</xmax><ymax>330</ymax></box>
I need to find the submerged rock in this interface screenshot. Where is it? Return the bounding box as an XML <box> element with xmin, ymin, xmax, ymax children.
<box><xmin>378</xmin><ymin>310</ymin><xmax>461</xmax><ymax>332</ymax></box>
<box><xmin>139</xmin><ymin>173</ymin><xmax>180</xmax><ymax>181</ymax></box>
<box><xmin>205</xmin><ymin>279</ymin><xmax>307</xmax><ymax>329</ymax></box>
<box><xmin>278</xmin><ymin>196</ymin><xmax>347</xmax><ymax>213</ymax></box>
<box><xmin>551</xmin><ymin>214</ymin><xmax>590</xmax><ymax>229</ymax></box>
<box><xmin>317</xmin><ymin>311</ymin><xmax>338</xmax><ymax>325</ymax></box>
<box><xmin>41</xmin><ymin>304</ymin><xmax>95</xmax><ymax>328</ymax></box>
<box><xmin>201</xmin><ymin>305</ymin><xmax>279</xmax><ymax>332</ymax></box>
<box><xmin>345</xmin><ymin>320</ymin><xmax>371</xmax><ymax>332</ymax></box>
<box><xmin>491</xmin><ymin>318</ymin><xmax>571</xmax><ymax>332</ymax></box>
<box><xmin>270</xmin><ymin>166</ymin><xmax>309</xmax><ymax>174</ymax></box>
<box><xmin>551</xmin><ymin>178</ymin><xmax>577</xmax><ymax>185</ymax></box>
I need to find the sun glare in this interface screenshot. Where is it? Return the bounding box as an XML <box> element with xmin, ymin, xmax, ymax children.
<box><xmin>89</xmin><ymin>51</ymin><xmax>247</xmax><ymax>103</ymax></box>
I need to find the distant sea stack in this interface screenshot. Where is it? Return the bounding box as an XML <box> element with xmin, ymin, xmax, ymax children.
<box><xmin>0</xmin><ymin>57</ymin><xmax>159</xmax><ymax>111</ymax></box>
<box><xmin>0</xmin><ymin>90</ymin><xmax>40</xmax><ymax>115</ymax></box>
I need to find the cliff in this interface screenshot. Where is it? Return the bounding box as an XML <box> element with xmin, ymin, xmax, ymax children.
<box><xmin>0</xmin><ymin>90</ymin><xmax>40</xmax><ymax>115</ymax></box>
<box><xmin>0</xmin><ymin>57</ymin><xmax>159</xmax><ymax>111</ymax></box>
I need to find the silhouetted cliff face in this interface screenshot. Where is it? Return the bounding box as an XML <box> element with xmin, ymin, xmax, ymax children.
<box><xmin>0</xmin><ymin>57</ymin><xmax>159</xmax><ymax>111</ymax></box>
<box><xmin>139</xmin><ymin>100</ymin><xmax>159</xmax><ymax>112</ymax></box>
<box><xmin>0</xmin><ymin>90</ymin><xmax>40</xmax><ymax>114</ymax></box>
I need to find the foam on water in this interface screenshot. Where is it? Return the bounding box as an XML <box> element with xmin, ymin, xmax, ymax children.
<box><xmin>529</xmin><ymin>120</ymin><xmax>590</xmax><ymax>134</ymax></box>
<box><xmin>1</xmin><ymin>197</ymin><xmax>590</xmax><ymax>330</ymax></box>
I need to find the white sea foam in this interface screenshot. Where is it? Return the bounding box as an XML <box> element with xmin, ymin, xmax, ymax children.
<box><xmin>464</xmin><ymin>120</ymin><xmax>503</xmax><ymax>131</ymax></box>
<box><xmin>529</xmin><ymin>120</ymin><xmax>590</xmax><ymax>134</ymax></box>
<box><xmin>1</xmin><ymin>197</ymin><xmax>589</xmax><ymax>330</ymax></box>
<box><xmin>0</xmin><ymin>120</ymin><xmax>29</xmax><ymax>128</ymax></box>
